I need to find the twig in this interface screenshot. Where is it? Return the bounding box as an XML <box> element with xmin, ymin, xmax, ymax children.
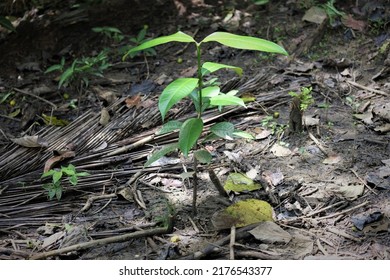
<box><xmin>327</xmin><ymin>227</ymin><xmax>362</xmax><ymax>242</ymax></box>
<box><xmin>106</xmin><ymin>135</ymin><xmax>155</xmax><ymax>156</ymax></box>
<box><xmin>0</xmin><ymin>114</ymin><xmax>21</xmax><ymax>122</ymax></box>
<box><xmin>80</xmin><ymin>193</ymin><xmax>117</xmax><ymax>212</ymax></box>
<box><xmin>346</xmin><ymin>80</ymin><xmax>389</xmax><ymax>96</ymax></box>
<box><xmin>316</xmin><ymin>239</ymin><xmax>328</xmax><ymax>256</ymax></box>
<box><xmin>208</xmin><ymin>169</ymin><xmax>228</xmax><ymax>197</ymax></box>
<box><xmin>316</xmin><ymin>201</ymin><xmax>369</xmax><ymax>220</ymax></box>
<box><xmin>13</xmin><ymin>88</ymin><xmax>57</xmax><ymax>109</ymax></box>
<box><xmin>308</xmin><ymin>132</ymin><xmax>329</xmax><ymax>156</ymax></box>
<box><xmin>180</xmin><ymin>222</ymin><xmax>261</xmax><ymax>260</ymax></box>
<box><xmin>30</xmin><ymin>215</ymin><xmax>173</xmax><ymax>259</ymax></box>
<box><xmin>306</xmin><ymin>201</ymin><xmax>346</xmax><ymax>217</ymax></box>
<box><xmin>192</xmin><ymin>156</ymin><xmax>199</xmax><ymax>216</ymax></box>
<box><xmin>188</xmin><ymin>216</ymin><xmax>200</xmax><ymax>233</ymax></box>
<box><xmin>350</xmin><ymin>169</ymin><xmax>378</xmax><ymax>195</ymax></box>
<box><xmin>229</xmin><ymin>225</ymin><xmax>236</xmax><ymax>260</ymax></box>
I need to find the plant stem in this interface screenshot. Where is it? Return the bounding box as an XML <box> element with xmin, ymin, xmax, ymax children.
<box><xmin>196</xmin><ymin>44</ymin><xmax>203</xmax><ymax>118</ymax></box>
<box><xmin>192</xmin><ymin>155</ymin><xmax>198</xmax><ymax>216</ymax></box>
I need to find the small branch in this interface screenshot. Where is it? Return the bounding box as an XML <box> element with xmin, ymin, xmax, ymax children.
<box><xmin>229</xmin><ymin>225</ymin><xmax>236</xmax><ymax>260</ymax></box>
<box><xmin>208</xmin><ymin>169</ymin><xmax>228</xmax><ymax>197</ymax></box>
<box><xmin>346</xmin><ymin>80</ymin><xmax>389</xmax><ymax>96</ymax></box>
<box><xmin>350</xmin><ymin>169</ymin><xmax>378</xmax><ymax>195</ymax></box>
<box><xmin>30</xmin><ymin>216</ymin><xmax>173</xmax><ymax>260</ymax></box>
<box><xmin>192</xmin><ymin>156</ymin><xmax>199</xmax><ymax>216</ymax></box>
<box><xmin>13</xmin><ymin>88</ymin><xmax>57</xmax><ymax>109</ymax></box>
<box><xmin>316</xmin><ymin>201</ymin><xmax>369</xmax><ymax>220</ymax></box>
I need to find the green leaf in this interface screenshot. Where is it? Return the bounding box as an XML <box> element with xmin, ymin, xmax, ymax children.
<box><xmin>157</xmin><ymin>120</ymin><xmax>183</xmax><ymax>135</ymax></box>
<box><xmin>59</xmin><ymin>66</ymin><xmax>75</xmax><ymax>88</ymax></box>
<box><xmin>123</xmin><ymin>31</ymin><xmax>196</xmax><ymax>60</ymax></box>
<box><xmin>69</xmin><ymin>175</ymin><xmax>78</xmax><ymax>186</ymax></box>
<box><xmin>233</xmin><ymin>130</ymin><xmax>255</xmax><ymax>139</ymax></box>
<box><xmin>159</xmin><ymin>78</ymin><xmax>198</xmax><ymax>121</ymax></box>
<box><xmin>201</xmin><ymin>32</ymin><xmax>288</xmax><ymax>55</ymax></box>
<box><xmin>210</xmin><ymin>122</ymin><xmax>235</xmax><ymax>139</ymax></box>
<box><xmin>0</xmin><ymin>16</ymin><xmax>16</xmax><ymax>32</ymax></box>
<box><xmin>202</xmin><ymin>62</ymin><xmax>243</xmax><ymax>76</ymax></box>
<box><xmin>41</xmin><ymin>169</ymin><xmax>56</xmax><ymax>178</ymax></box>
<box><xmin>179</xmin><ymin>118</ymin><xmax>203</xmax><ymax>157</ymax></box>
<box><xmin>210</xmin><ymin>94</ymin><xmax>246</xmax><ymax>107</ymax></box>
<box><xmin>52</xmin><ymin>171</ymin><xmax>63</xmax><ymax>184</ymax></box>
<box><xmin>145</xmin><ymin>143</ymin><xmax>179</xmax><ymax>167</ymax></box>
<box><xmin>194</xmin><ymin>149</ymin><xmax>212</xmax><ymax>164</ymax></box>
<box><xmin>55</xmin><ymin>187</ymin><xmax>63</xmax><ymax>200</ymax></box>
<box><xmin>45</xmin><ymin>64</ymin><xmax>63</xmax><ymax>74</ymax></box>
<box><xmin>76</xmin><ymin>172</ymin><xmax>90</xmax><ymax>177</ymax></box>
<box><xmin>202</xmin><ymin>86</ymin><xmax>220</xmax><ymax>97</ymax></box>
<box><xmin>61</xmin><ymin>165</ymin><xmax>76</xmax><ymax>176</ymax></box>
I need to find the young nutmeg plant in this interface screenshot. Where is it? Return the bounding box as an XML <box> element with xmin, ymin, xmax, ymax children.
<box><xmin>123</xmin><ymin>31</ymin><xmax>288</xmax><ymax>214</ymax></box>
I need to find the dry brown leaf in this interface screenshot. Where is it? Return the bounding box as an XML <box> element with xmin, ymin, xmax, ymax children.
<box><xmin>11</xmin><ymin>135</ymin><xmax>48</xmax><ymax>148</ymax></box>
<box><xmin>342</xmin><ymin>14</ymin><xmax>365</xmax><ymax>32</ymax></box>
<box><xmin>43</xmin><ymin>151</ymin><xmax>76</xmax><ymax>172</ymax></box>
<box><xmin>99</xmin><ymin>108</ymin><xmax>110</xmax><ymax>126</ymax></box>
<box><xmin>125</xmin><ymin>95</ymin><xmax>142</xmax><ymax>108</ymax></box>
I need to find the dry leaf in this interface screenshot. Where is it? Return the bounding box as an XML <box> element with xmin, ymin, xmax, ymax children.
<box><xmin>270</xmin><ymin>143</ymin><xmax>292</xmax><ymax>157</ymax></box>
<box><xmin>249</xmin><ymin>221</ymin><xmax>292</xmax><ymax>244</ymax></box>
<box><xmin>342</xmin><ymin>14</ymin><xmax>365</xmax><ymax>32</ymax></box>
<box><xmin>99</xmin><ymin>108</ymin><xmax>110</xmax><ymax>126</ymax></box>
<box><xmin>125</xmin><ymin>95</ymin><xmax>142</xmax><ymax>108</ymax></box>
<box><xmin>43</xmin><ymin>151</ymin><xmax>76</xmax><ymax>172</ymax></box>
<box><xmin>323</xmin><ymin>154</ymin><xmax>342</xmax><ymax>164</ymax></box>
<box><xmin>11</xmin><ymin>135</ymin><xmax>48</xmax><ymax>148</ymax></box>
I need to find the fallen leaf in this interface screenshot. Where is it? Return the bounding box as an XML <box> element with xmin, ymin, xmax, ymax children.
<box><xmin>99</xmin><ymin>108</ymin><xmax>110</xmax><ymax>126</ymax></box>
<box><xmin>11</xmin><ymin>135</ymin><xmax>48</xmax><ymax>148</ymax></box>
<box><xmin>140</xmin><ymin>99</ymin><xmax>155</xmax><ymax>108</ymax></box>
<box><xmin>224</xmin><ymin>173</ymin><xmax>262</xmax><ymax>192</ymax></box>
<box><xmin>249</xmin><ymin>221</ymin><xmax>292</xmax><ymax>244</ymax></box>
<box><xmin>211</xmin><ymin>199</ymin><xmax>273</xmax><ymax>229</ymax></box>
<box><xmin>302</xmin><ymin>6</ymin><xmax>327</xmax><ymax>24</ymax></box>
<box><xmin>262</xmin><ymin>169</ymin><xmax>284</xmax><ymax>186</ymax></box>
<box><xmin>342</xmin><ymin>14</ymin><xmax>365</xmax><ymax>32</ymax></box>
<box><xmin>161</xmin><ymin>178</ymin><xmax>182</xmax><ymax>188</ymax></box>
<box><xmin>42</xmin><ymin>114</ymin><xmax>69</xmax><ymax>126</ymax></box>
<box><xmin>255</xmin><ymin>129</ymin><xmax>272</xmax><ymax>140</ymax></box>
<box><xmin>323</xmin><ymin>154</ymin><xmax>342</xmax><ymax>164</ymax></box>
<box><xmin>125</xmin><ymin>95</ymin><xmax>142</xmax><ymax>108</ymax></box>
<box><xmin>43</xmin><ymin>151</ymin><xmax>76</xmax><ymax>172</ymax></box>
<box><xmin>270</xmin><ymin>143</ymin><xmax>292</xmax><ymax>157</ymax></box>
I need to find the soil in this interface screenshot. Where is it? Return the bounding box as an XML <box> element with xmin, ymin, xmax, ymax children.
<box><xmin>0</xmin><ymin>0</ymin><xmax>390</xmax><ymax>260</ymax></box>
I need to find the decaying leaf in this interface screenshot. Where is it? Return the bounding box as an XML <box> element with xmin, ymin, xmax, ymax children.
<box><xmin>125</xmin><ymin>95</ymin><xmax>142</xmax><ymax>108</ymax></box>
<box><xmin>99</xmin><ymin>107</ymin><xmax>110</xmax><ymax>126</ymax></box>
<box><xmin>262</xmin><ymin>169</ymin><xmax>284</xmax><ymax>187</ymax></box>
<box><xmin>11</xmin><ymin>135</ymin><xmax>48</xmax><ymax>148</ymax></box>
<box><xmin>249</xmin><ymin>221</ymin><xmax>292</xmax><ymax>244</ymax></box>
<box><xmin>42</xmin><ymin>114</ymin><xmax>70</xmax><ymax>126</ymax></box>
<box><xmin>161</xmin><ymin>178</ymin><xmax>182</xmax><ymax>188</ymax></box>
<box><xmin>302</xmin><ymin>6</ymin><xmax>327</xmax><ymax>24</ymax></box>
<box><xmin>43</xmin><ymin>151</ymin><xmax>76</xmax><ymax>172</ymax></box>
<box><xmin>342</xmin><ymin>14</ymin><xmax>365</xmax><ymax>32</ymax></box>
<box><xmin>224</xmin><ymin>172</ymin><xmax>262</xmax><ymax>192</ymax></box>
<box><xmin>118</xmin><ymin>187</ymin><xmax>134</xmax><ymax>202</ymax></box>
<box><xmin>270</xmin><ymin>143</ymin><xmax>292</xmax><ymax>157</ymax></box>
<box><xmin>211</xmin><ymin>199</ymin><xmax>273</xmax><ymax>229</ymax></box>
<box><xmin>323</xmin><ymin>154</ymin><xmax>342</xmax><ymax>164</ymax></box>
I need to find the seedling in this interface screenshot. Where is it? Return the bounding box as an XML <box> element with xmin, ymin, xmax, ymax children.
<box><xmin>123</xmin><ymin>31</ymin><xmax>287</xmax><ymax>214</ymax></box>
<box><xmin>45</xmin><ymin>50</ymin><xmax>111</xmax><ymax>91</ymax></box>
<box><xmin>288</xmin><ymin>86</ymin><xmax>313</xmax><ymax>133</ymax></box>
<box><xmin>127</xmin><ymin>25</ymin><xmax>156</xmax><ymax>58</ymax></box>
<box><xmin>41</xmin><ymin>164</ymin><xmax>89</xmax><ymax>200</ymax></box>
<box><xmin>92</xmin><ymin>26</ymin><xmax>124</xmax><ymax>43</ymax></box>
